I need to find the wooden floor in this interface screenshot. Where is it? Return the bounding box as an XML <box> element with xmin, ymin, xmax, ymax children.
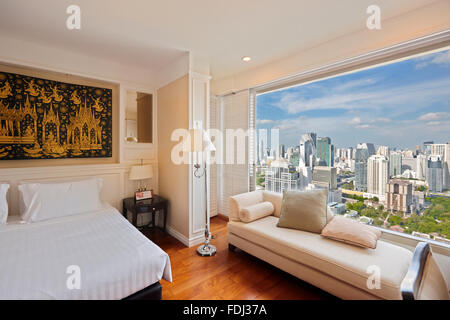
<box><xmin>144</xmin><ymin>216</ymin><xmax>336</xmax><ymax>300</ymax></box>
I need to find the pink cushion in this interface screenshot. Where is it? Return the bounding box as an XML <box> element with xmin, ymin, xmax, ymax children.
<box><xmin>321</xmin><ymin>216</ymin><xmax>382</xmax><ymax>249</ymax></box>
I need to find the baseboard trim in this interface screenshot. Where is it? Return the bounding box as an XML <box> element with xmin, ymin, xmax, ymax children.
<box><xmin>166</xmin><ymin>225</ymin><xmax>206</xmax><ymax>248</ymax></box>
<box><xmin>189</xmin><ymin>234</ymin><xmax>206</xmax><ymax>247</ymax></box>
<box><xmin>217</xmin><ymin>213</ymin><xmax>229</xmax><ymax>222</ymax></box>
<box><xmin>166</xmin><ymin>225</ymin><xmax>189</xmax><ymax>247</ymax></box>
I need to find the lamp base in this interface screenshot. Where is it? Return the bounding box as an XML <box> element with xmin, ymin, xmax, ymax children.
<box><xmin>196</xmin><ymin>244</ymin><xmax>217</xmax><ymax>257</ymax></box>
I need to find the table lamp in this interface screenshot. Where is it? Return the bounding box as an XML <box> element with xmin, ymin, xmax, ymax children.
<box><xmin>129</xmin><ymin>161</ymin><xmax>153</xmax><ymax>200</ymax></box>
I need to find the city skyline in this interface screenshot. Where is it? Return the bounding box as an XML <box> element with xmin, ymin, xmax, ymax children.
<box><xmin>256</xmin><ymin>49</ymin><xmax>450</xmax><ymax>150</ymax></box>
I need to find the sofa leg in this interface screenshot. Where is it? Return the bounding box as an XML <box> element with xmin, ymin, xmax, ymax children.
<box><xmin>228</xmin><ymin>243</ymin><xmax>237</xmax><ymax>252</ymax></box>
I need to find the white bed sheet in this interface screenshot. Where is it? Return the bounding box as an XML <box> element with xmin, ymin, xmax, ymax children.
<box><xmin>0</xmin><ymin>205</ymin><xmax>172</xmax><ymax>299</ymax></box>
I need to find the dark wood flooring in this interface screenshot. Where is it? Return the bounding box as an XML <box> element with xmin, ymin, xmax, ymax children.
<box><xmin>143</xmin><ymin>216</ymin><xmax>335</xmax><ymax>300</ymax></box>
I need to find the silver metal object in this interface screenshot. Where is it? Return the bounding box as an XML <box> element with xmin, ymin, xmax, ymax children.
<box><xmin>194</xmin><ymin>162</ymin><xmax>216</xmax><ymax>257</ymax></box>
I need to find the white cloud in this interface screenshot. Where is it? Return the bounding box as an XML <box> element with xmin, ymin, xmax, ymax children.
<box><xmin>356</xmin><ymin>124</ymin><xmax>373</xmax><ymax>129</ymax></box>
<box><xmin>415</xmin><ymin>51</ymin><xmax>450</xmax><ymax>69</ymax></box>
<box><xmin>418</xmin><ymin>112</ymin><xmax>450</xmax><ymax>121</ymax></box>
<box><xmin>333</xmin><ymin>78</ymin><xmax>378</xmax><ymax>92</ymax></box>
<box><xmin>349</xmin><ymin>117</ymin><xmax>361</xmax><ymax>125</ymax></box>
<box><xmin>273</xmin><ymin>77</ymin><xmax>450</xmax><ymax>115</ymax></box>
<box><xmin>257</xmin><ymin>119</ymin><xmax>274</xmax><ymax>125</ymax></box>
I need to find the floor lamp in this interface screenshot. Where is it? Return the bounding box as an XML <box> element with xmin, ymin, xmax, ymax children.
<box><xmin>185</xmin><ymin>128</ymin><xmax>216</xmax><ymax>256</ymax></box>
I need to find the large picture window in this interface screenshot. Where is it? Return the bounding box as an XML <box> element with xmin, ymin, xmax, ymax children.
<box><xmin>255</xmin><ymin>48</ymin><xmax>450</xmax><ymax>245</ymax></box>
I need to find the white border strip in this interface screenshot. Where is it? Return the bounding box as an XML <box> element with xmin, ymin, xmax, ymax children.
<box><xmin>255</xmin><ymin>29</ymin><xmax>450</xmax><ymax>94</ymax></box>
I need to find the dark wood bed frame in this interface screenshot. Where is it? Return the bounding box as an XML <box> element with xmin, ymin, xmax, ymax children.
<box><xmin>123</xmin><ymin>281</ymin><xmax>162</xmax><ymax>300</ymax></box>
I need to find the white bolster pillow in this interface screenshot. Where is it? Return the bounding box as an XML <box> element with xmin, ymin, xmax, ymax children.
<box><xmin>239</xmin><ymin>201</ymin><xmax>274</xmax><ymax>223</ymax></box>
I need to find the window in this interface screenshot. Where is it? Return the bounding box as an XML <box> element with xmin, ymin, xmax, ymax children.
<box><xmin>255</xmin><ymin>48</ymin><xmax>450</xmax><ymax>245</ymax></box>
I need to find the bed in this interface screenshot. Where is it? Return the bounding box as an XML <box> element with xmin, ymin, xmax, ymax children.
<box><xmin>0</xmin><ymin>205</ymin><xmax>172</xmax><ymax>300</ymax></box>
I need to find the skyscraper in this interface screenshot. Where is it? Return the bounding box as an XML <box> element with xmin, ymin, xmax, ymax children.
<box><xmin>444</xmin><ymin>142</ymin><xmax>450</xmax><ymax>189</ymax></box>
<box><xmin>386</xmin><ymin>179</ymin><xmax>413</xmax><ymax>214</ymax></box>
<box><xmin>377</xmin><ymin>145</ymin><xmax>390</xmax><ymax>157</ymax></box>
<box><xmin>426</xmin><ymin>155</ymin><xmax>443</xmax><ymax>193</ymax></box>
<box><xmin>389</xmin><ymin>152</ymin><xmax>402</xmax><ymax>177</ymax></box>
<box><xmin>278</xmin><ymin>144</ymin><xmax>286</xmax><ymax>159</ymax></box>
<box><xmin>299</xmin><ymin>133</ymin><xmax>316</xmax><ymax>167</ymax></box>
<box><xmin>367</xmin><ymin>155</ymin><xmax>389</xmax><ymax>197</ymax></box>
<box><xmin>416</xmin><ymin>154</ymin><xmax>427</xmax><ymax>180</ymax></box>
<box><xmin>258</xmin><ymin>139</ymin><xmax>265</xmax><ymax>164</ymax></box>
<box><xmin>354</xmin><ymin>143</ymin><xmax>374</xmax><ymax>192</ymax></box>
<box><xmin>316</xmin><ymin>137</ymin><xmax>334</xmax><ymax>167</ymax></box>
<box><xmin>265</xmin><ymin>158</ymin><xmax>306</xmax><ymax>193</ymax></box>
<box><xmin>431</xmin><ymin>143</ymin><xmax>445</xmax><ymax>157</ymax></box>
<box><xmin>346</xmin><ymin>147</ymin><xmax>353</xmax><ymax>160</ymax></box>
<box><xmin>423</xmin><ymin>141</ymin><xmax>433</xmax><ymax>155</ymax></box>
<box><xmin>357</xmin><ymin>143</ymin><xmax>376</xmax><ymax>156</ymax></box>
<box><xmin>312</xmin><ymin>166</ymin><xmax>337</xmax><ymax>189</ymax></box>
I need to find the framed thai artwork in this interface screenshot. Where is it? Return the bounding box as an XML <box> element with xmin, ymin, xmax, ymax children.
<box><xmin>0</xmin><ymin>70</ymin><xmax>112</xmax><ymax>160</ymax></box>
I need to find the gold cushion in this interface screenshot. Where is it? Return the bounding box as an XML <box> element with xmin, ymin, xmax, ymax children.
<box><xmin>277</xmin><ymin>189</ymin><xmax>328</xmax><ymax>234</ymax></box>
<box><xmin>321</xmin><ymin>216</ymin><xmax>381</xmax><ymax>249</ymax></box>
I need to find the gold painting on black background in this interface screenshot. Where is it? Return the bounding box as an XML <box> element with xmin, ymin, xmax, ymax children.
<box><xmin>0</xmin><ymin>71</ymin><xmax>112</xmax><ymax>160</ymax></box>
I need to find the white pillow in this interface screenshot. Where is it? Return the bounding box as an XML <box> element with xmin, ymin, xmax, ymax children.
<box><xmin>0</xmin><ymin>183</ymin><xmax>10</xmax><ymax>224</ymax></box>
<box><xmin>239</xmin><ymin>201</ymin><xmax>274</xmax><ymax>223</ymax></box>
<box><xmin>18</xmin><ymin>178</ymin><xmax>104</xmax><ymax>222</ymax></box>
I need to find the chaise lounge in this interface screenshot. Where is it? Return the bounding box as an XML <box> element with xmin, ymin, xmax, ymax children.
<box><xmin>227</xmin><ymin>190</ymin><xmax>415</xmax><ymax>300</ymax></box>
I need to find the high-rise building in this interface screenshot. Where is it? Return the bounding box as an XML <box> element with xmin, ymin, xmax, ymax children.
<box><xmin>312</xmin><ymin>166</ymin><xmax>337</xmax><ymax>190</ymax></box>
<box><xmin>316</xmin><ymin>137</ymin><xmax>334</xmax><ymax>167</ymax></box>
<box><xmin>414</xmin><ymin>145</ymin><xmax>421</xmax><ymax>156</ymax></box>
<box><xmin>431</xmin><ymin>143</ymin><xmax>445</xmax><ymax>157</ymax></box>
<box><xmin>285</xmin><ymin>147</ymin><xmax>294</xmax><ymax>161</ymax></box>
<box><xmin>423</xmin><ymin>141</ymin><xmax>433</xmax><ymax>155</ymax></box>
<box><xmin>265</xmin><ymin>158</ymin><xmax>306</xmax><ymax>193</ymax></box>
<box><xmin>354</xmin><ymin>143</ymin><xmax>374</xmax><ymax>192</ymax></box>
<box><xmin>386</xmin><ymin>179</ymin><xmax>413</xmax><ymax>213</ymax></box>
<box><xmin>258</xmin><ymin>139</ymin><xmax>265</xmax><ymax>164</ymax></box>
<box><xmin>389</xmin><ymin>152</ymin><xmax>402</xmax><ymax>177</ymax></box>
<box><xmin>444</xmin><ymin>142</ymin><xmax>450</xmax><ymax>189</ymax></box>
<box><xmin>377</xmin><ymin>145</ymin><xmax>390</xmax><ymax>157</ymax></box>
<box><xmin>367</xmin><ymin>155</ymin><xmax>389</xmax><ymax>197</ymax></box>
<box><xmin>278</xmin><ymin>144</ymin><xmax>286</xmax><ymax>159</ymax></box>
<box><xmin>426</xmin><ymin>155</ymin><xmax>443</xmax><ymax>193</ymax></box>
<box><xmin>357</xmin><ymin>143</ymin><xmax>376</xmax><ymax>156</ymax></box>
<box><xmin>402</xmin><ymin>157</ymin><xmax>416</xmax><ymax>172</ymax></box>
<box><xmin>416</xmin><ymin>154</ymin><xmax>427</xmax><ymax>180</ymax></box>
<box><xmin>346</xmin><ymin>147</ymin><xmax>353</xmax><ymax>160</ymax></box>
<box><xmin>299</xmin><ymin>133</ymin><xmax>316</xmax><ymax>167</ymax></box>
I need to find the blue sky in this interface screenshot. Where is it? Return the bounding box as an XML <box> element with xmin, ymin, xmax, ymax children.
<box><xmin>256</xmin><ymin>49</ymin><xmax>450</xmax><ymax>150</ymax></box>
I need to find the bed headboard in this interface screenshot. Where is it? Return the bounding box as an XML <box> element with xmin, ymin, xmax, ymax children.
<box><xmin>0</xmin><ymin>164</ymin><xmax>138</xmax><ymax>216</ymax></box>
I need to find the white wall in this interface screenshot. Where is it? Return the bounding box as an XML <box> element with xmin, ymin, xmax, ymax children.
<box><xmin>211</xmin><ymin>0</ymin><xmax>450</xmax><ymax>94</ymax></box>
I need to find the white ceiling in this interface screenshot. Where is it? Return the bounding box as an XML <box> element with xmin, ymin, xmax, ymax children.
<box><xmin>0</xmin><ymin>0</ymin><xmax>441</xmax><ymax>80</ymax></box>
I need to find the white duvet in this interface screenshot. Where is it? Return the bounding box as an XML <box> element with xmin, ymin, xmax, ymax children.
<box><xmin>0</xmin><ymin>206</ymin><xmax>172</xmax><ymax>299</ymax></box>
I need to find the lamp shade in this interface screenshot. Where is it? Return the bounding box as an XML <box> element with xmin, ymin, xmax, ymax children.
<box><xmin>129</xmin><ymin>165</ymin><xmax>153</xmax><ymax>180</ymax></box>
<box><xmin>183</xmin><ymin>129</ymin><xmax>216</xmax><ymax>152</ymax></box>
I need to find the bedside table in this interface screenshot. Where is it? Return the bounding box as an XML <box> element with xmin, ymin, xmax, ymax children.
<box><xmin>122</xmin><ymin>195</ymin><xmax>168</xmax><ymax>232</ymax></box>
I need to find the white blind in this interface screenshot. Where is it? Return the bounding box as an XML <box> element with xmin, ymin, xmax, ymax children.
<box><xmin>209</xmin><ymin>95</ymin><xmax>218</xmax><ymax>217</ymax></box>
<box><xmin>248</xmin><ymin>89</ymin><xmax>256</xmax><ymax>192</ymax></box>
<box><xmin>218</xmin><ymin>90</ymin><xmax>250</xmax><ymax>216</ymax></box>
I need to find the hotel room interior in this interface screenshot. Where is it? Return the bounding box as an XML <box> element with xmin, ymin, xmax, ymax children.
<box><xmin>0</xmin><ymin>0</ymin><xmax>449</xmax><ymax>305</ymax></box>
